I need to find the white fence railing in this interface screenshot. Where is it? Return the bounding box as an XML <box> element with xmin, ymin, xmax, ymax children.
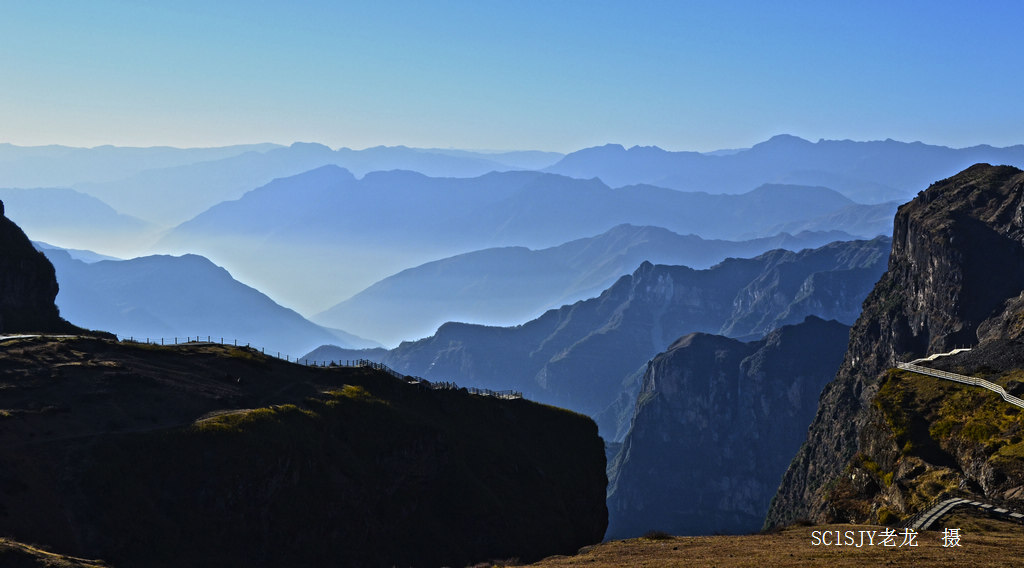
<box><xmin>896</xmin><ymin>362</ymin><xmax>1024</xmax><ymax>409</ymax></box>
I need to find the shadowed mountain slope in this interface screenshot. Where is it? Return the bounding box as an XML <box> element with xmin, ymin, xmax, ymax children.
<box><xmin>307</xmin><ymin>238</ymin><xmax>890</xmax><ymax>437</ymax></box>
<box><xmin>0</xmin><ymin>203</ymin><xmax>81</xmax><ymax>334</ymax></box>
<box><xmin>606</xmin><ymin>316</ymin><xmax>850</xmax><ymax>538</ymax></box>
<box><xmin>768</xmin><ymin>164</ymin><xmax>1024</xmax><ymax>527</ymax></box>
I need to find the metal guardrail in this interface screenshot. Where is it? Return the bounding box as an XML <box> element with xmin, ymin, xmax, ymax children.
<box><xmin>900</xmin><ymin>496</ymin><xmax>1024</xmax><ymax>530</ymax></box>
<box><xmin>896</xmin><ymin>362</ymin><xmax>1024</xmax><ymax>409</ymax></box>
<box><xmin>894</xmin><ymin>350</ymin><xmax>1024</xmax><ymax>528</ymax></box>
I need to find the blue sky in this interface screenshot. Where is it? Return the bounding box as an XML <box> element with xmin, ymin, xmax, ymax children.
<box><xmin>2</xmin><ymin>1</ymin><xmax>1022</xmax><ymax>151</ymax></box>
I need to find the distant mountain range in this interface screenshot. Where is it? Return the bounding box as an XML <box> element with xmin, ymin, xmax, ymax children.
<box><xmin>0</xmin><ymin>142</ymin><xmax>280</xmax><ymax>187</ymax></box>
<box><xmin>156</xmin><ymin>166</ymin><xmax>889</xmax><ymax>313</ymax></box>
<box><xmin>313</xmin><ymin>224</ymin><xmax>859</xmax><ymax>346</ymax></box>
<box><xmin>306</xmin><ymin>237</ymin><xmax>890</xmax><ymax>438</ymax></box>
<box><xmin>546</xmin><ymin>135</ymin><xmax>1024</xmax><ymax>203</ymax></box>
<box><xmin>74</xmin><ymin>143</ymin><xmax>564</xmax><ymax>226</ymax></box>
<box><xmin>39</xmin><ymin>247</ymin><xmax>378</xmax><ymax>356</ymax></box>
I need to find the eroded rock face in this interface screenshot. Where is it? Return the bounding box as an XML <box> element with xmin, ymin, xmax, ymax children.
<box><xmin>767</xmin><ymin>164</ymin><xmax>1024</xmax><ymax>527</ymax></box>
<box><xmin>0</xmin><ymin>203</ymin><xmax>78</xmax><ymax>333</ymax></box>
<box><xmin>607</xmin><ymin>316</ymin><xmax>850</xmax><ymax>538</ymax></box>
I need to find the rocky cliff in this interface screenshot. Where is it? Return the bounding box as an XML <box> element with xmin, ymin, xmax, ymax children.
<box><xmin>767</xmin><ymin>164</ymin><xmax>1024</xmax><ymax>526</ymax></box>
<box><xmin>0</xmin><ymin>202</ymin><xmax>80</xmax><ymax>333</ymax></box>
<box><xmin>314</xmin><ymin>237</ymin><xmax>889</xmax><ymax>439</ymax></box>
<box><xmin>606</xmin><ymin>316</ymin><xmax>850</xmax><ymax>538</ymax></box>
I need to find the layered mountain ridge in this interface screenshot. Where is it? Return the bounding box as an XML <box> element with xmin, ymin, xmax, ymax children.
<box><xmin>314</xmin><ymin>224</ymin><xmax>858</xmax><ymax>346</ymax></box>
<box><xmin>0</xmin><ymin>210</ymin><xmax>608</xmax><ymax>567</ymax></box>
<box><xmin>309</xmin><ymin>237</ymin><xmax>890</xmax><ymax>437</ymax></box>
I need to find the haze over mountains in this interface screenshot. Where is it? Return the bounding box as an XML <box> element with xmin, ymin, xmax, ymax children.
<box><xmin>4</xmin><ymin>134</ymin><xmax>1017</xmax><ymax>326</ymax></box>
<box><xmin>313</xmin><ymin>224</ymin><xmax>857</xmax><ymax>346</ymax></box>
<box><xmin>39</xmin><ymin>246</ymin><xmax>378</xmax><ymax>356</ymax></box>
<box><xmin>547</xmin><ymin>134</ymin><xmax>1024</xmax><ymax>203</ymax></box>
<box><xmin>307</xmin><ymin>237</ymin><xmax>890</xmax><ymax>437</ymax></box>
<box><xmin>74</xmin><ymin>143</ymin><xmax>565</xmax><ymax>226</ymax></box>
<box><xmin>7</xmin><ymin>133</ymin><xmax>1024</xmax><ymax>555</ymax></box>
<box><xmin>0</xmin><ymin>188</ymin><xmax>157</xmax><ymax>258</ymax></box>
<box><xmin>155</xmin><ymin>166</ymin><xmax>889</xmax><ymax>314</ymax></box>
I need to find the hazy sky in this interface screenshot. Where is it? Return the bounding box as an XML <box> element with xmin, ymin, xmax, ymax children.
<box><xmin>2</xmin><ymin>1</ymin><xmax>1022</xmax><ymax>152</ymax></box>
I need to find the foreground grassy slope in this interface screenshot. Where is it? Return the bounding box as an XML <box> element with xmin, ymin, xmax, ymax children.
<box><xmin>0</xmin><ymin>337</ymin><xmax>607</xmax><ymax>568</ymax></box>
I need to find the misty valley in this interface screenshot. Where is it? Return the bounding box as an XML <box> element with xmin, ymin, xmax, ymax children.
<box><xmin>4</xmin><ymin>138</ymin><xmax>1024</xmax><ymax>566</ymax></box>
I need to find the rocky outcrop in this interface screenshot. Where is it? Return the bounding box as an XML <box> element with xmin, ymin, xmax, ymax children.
<box><xmin>0</xmin><ymin>202</ymin><xmax>80</xmax><ymax>333</ymax></box>
<box><xmin>606</xmin><ymin>316</ymin><xmax>850</xmax><ymax>538</ymax></box>
<box><xmin>767</xmin><ymin>164</ymin><xmax>1024</xmax><ymax>527</ymax></box>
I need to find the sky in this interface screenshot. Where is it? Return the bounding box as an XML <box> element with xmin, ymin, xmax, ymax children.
<box><xmin>2</xmin><ymin>0</ymin><xmax>1023</xmax><ymax>152</ymax></box>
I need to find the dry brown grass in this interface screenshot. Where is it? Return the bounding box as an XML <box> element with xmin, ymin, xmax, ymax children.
<box><xmin>522</xmin><ymin>522</ymin><xmax>1024</xmax><ymax>568</ymax></box>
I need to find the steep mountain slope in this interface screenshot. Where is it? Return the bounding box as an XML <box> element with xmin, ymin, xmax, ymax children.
<box><xmin>606</xmin><ymin>317</ymin><xmax>850</xmax><ymax>538</ymax></box>
<box><xmin>157</xmin><ymin>166</ymin><xmax>872</xmax><ymax>313</ymax></box>
<box><xmin>0</xmin><ymin>212</ymin><xmax>607</xmax><ymax>568</ymax></box>
<box><xmin>546</xmin><ymin>135</ymin><xmax>1024</xmax><ymax>203</ymax></box>
<box><xmin>308</xmin><ymin>238</ymin><xmax>890</xmax><ymax>436</ymax></box>
<box><xmin>314</xmin><ymin>225</ymin><xmax>856</xmax><ymax>346</ymax></box>
<box><xmin>41</xmin><ymin>249</ymin><xmax>378</xmax><ymax>355</ymax></box>
<box><xmin>0</xmin><ymin>204</ymin><xmax>81</xmax><ymax>334</ymax></box>
<box><xmin>767</xmin><ymin>164</ymin><xmax>1024</xmax><ymax>527</ymax></box>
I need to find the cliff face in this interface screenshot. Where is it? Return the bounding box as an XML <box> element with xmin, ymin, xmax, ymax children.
<box><xmin>767</xmin><ymin>164</ymin><xmax>1024</xmax><ymax>526</ymax></box>
<box><xmin>0</xmin><ymin>339</ymin><xmax>607</xmax><ymax>568</ymax></box>
<box><xmin>606</xmin><ymin>316</ymin><xmax>850</xmax><ymax>538</ymax></box>
<box><xmin>0</xmin><ymin>203</ymin><xmax>79</xmax><ymax>333</ymax></box>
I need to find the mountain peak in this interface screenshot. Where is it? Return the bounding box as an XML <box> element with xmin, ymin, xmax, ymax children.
<box><xmin>752</xmin><ymin>134</ymin><xmax>814</xmax><ymax>150</ymax></box>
